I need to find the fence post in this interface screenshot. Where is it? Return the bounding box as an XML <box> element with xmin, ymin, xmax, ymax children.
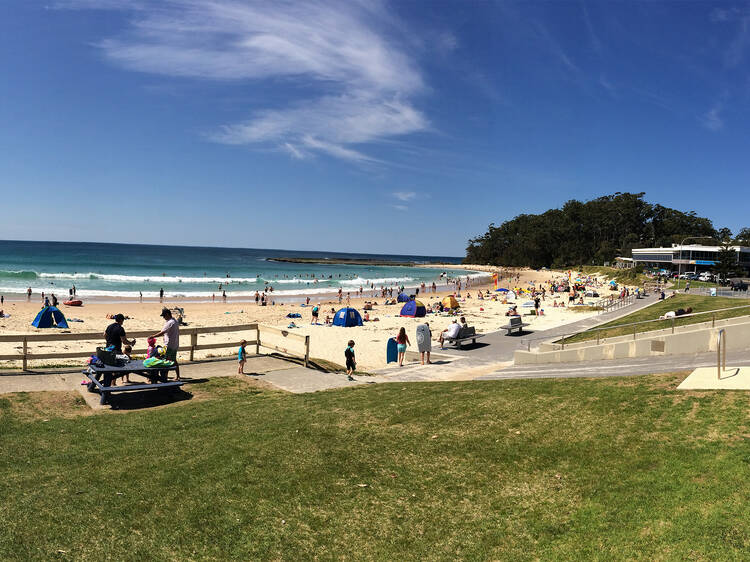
<box><xmin>22</xmin><ymin>337</ymin><xmax>27</xmax><ymax>371</ymax></box>
<box><xmin>671</xmin><ymin>317</ymin><xmax>675</xmax><ymax>334</ymax></box>
<box><xmin>633</xmin><ymin>323</ymin><xmax>637</xmax><ymax>340</ymax></box>
<box><xmin>597</xmin><ymin>330</ymin><xmax>600</xmax><ymax>345</ymax></box>
<box><xmin>189</xmin><ymin>331</ymin><xmax>197</xmax><ymax>362</ymax></box>
<box><xmin>304</xmin><ymin>335</ymin><xmax>310</xmax><ymax>368</ymax></box>
<box><xmin>256</xmin><ymin>325</ymin><xmax>261</xmax><ymax>356</ymax></box>
<box><xmin>712</xmin><ymin>313</ymin><xmax>715</xmax><ymax>328</ymax></box>
<box><xmin>561</xmin><ymin>335</ymin><xmax>565</xmax><ymax>350</ymax></box>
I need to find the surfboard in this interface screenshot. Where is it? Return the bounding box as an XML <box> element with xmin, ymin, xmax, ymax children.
<box><xmin>386</xmin><ymin>337</ymin><xmax>398</xmax><ymax>364</ymax></box>
<box><xmin>416</xmin><ymin>323</ymin><xmax>431</xmax><ymax>353</ymax></box>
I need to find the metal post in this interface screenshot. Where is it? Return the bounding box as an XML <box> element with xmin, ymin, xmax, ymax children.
<box><xmin>717</xmin><ymin>329</ymin><xmax>726</xmax><ymax>380</ymax></box>
<box><xmin>22</xmin><ymin>337</ymin><xmax>27</xmax><ymax>371</ymax></box>
<box><xmin>304</xmin><ymin>335</ymin><xmax>310</xmax><ymax>368</ymax></box>
<box><xmin>596</xmin><ymin>330</ymin><xmax>600</xmax><ymax>345</ymax></box>
<box><xmin>712</xmin><ymin>313</ymin><xmax>715</xmax><ymax>328</ymax></box>
<box><xmin>671</xmin><ymin>317</ymin><xmax>675</xmax><ymax>334</ymax></box>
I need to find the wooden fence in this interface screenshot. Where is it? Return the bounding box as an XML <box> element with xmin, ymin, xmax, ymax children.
<box><xmin>0</xmin><ymin>323</ymin><xmax>310</xmax><ymax>371</ymax></box>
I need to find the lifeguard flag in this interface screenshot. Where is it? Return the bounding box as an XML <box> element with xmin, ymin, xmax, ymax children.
<box><xmin>492</xmin><ymin>272</ymin><xmax>498</xmax><ymax>289</ymax></box>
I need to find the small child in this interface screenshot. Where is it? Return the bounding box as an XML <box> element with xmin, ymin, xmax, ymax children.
<box><xmin>146</xmin><ymin>336</ymin><xmax>157</xmax><ymax>358</ymax></box>
<box><xmin>238</xmin><ymin>339</ymin><xmax>247</xmax><ymax>375</ymax></box>
<box><xmin>345</xmin><ymin>340</ymin><xmax>356</xmax><ymax>381</ymax></box>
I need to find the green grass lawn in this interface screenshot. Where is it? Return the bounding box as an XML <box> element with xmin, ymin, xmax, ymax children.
<box><xmin>563</xmin><ymin>294</ymin><xmax>750</xmax><ymax>344</ymax></box>
<box><xmin>1</xmin><ymin>375</ymin><xmax>750</xmax><ymax>560</ymax></box>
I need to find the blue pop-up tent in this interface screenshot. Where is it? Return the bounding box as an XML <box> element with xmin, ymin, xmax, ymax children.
<box><xmin>400</xmin><ymin>300</ymin><xmax>426</xmax><ymax>317</ymax></box>
<box><xmin>397</xmin><ymin>292</ymin><xmax>410</xmax><ymax>303</ymax></box>
<box><xmin>31</xmin><ymin>306</ymin><xmax>68</xmax><ymax>328</ymax></box>
<box><xmin>333</xmin><ymin>307</ymin><xmax>363</xmax><ymax>327</ymax></box>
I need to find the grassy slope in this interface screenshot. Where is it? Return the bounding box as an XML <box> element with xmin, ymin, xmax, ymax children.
<box><xmin>578</xmin><ymin>266</ymin><xmax>650</xmax><ymax>286</ymax></box>
<box><xmin>565</xmin><ymin>295</ymin><xmax>750</xmax><ymax>344</ymax></box>
<box><xmin>1</xmin><ymin>375</ymin><xmax>750</xmax><ymax>560</ymax></box>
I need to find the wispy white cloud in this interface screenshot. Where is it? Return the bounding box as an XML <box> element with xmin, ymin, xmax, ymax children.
<box><xmin>393</xmin><ymin>191</ymin><xmax>417</xmax><ymax>202</ymax></box>
<box><xmin>700</xmin><ymin>102</ymin><xmax>725</xmax><ymax>131</ymax></box>
<box><xmin>392</xmin><ymin>204</ymin><xmax>408</xmax><ymax>211</ymax></box>
<box><xmin>63</xmin><ymin>0</ymin><xmax>429</xmax><ymax>163</ymax></box>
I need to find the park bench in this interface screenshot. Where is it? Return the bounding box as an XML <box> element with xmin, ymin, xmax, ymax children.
<box><xmin>501</xmin><ymin>316</ymin><xmax>529</xmax><ymax>335</ymax></box>
<box><xmin>84</xmin><ymin>360</ymin><xmax>183</xmax><ymax>406</ymax></box>
<box><xmin>444</xmin><ymin>326</ymin><xmax>485</xmax><ymax>349</ymax></box>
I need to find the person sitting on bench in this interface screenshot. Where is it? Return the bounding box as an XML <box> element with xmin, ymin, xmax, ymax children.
<box><xmin>438</xmin><ymin>320</ymin><xmax>461</xmax><ymax>349</ymax></box>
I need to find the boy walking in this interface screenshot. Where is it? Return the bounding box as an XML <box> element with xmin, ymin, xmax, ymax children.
<box><xmin>345</xmin><ymin>340</ymin><xmax>356</xmax><ymax>381</ymax></box>
<box><xmin>238</xmin><ymin>339</ymin><xmax>247</xmax><ymax>375</ymax></box>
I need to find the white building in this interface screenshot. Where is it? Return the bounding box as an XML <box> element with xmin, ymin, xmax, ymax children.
<box><xmin>631</xmin><ymin>243</ymin><xmax>750</xmax><ymax>273</ymax></box>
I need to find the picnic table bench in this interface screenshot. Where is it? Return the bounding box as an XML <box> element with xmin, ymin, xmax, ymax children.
<box><xmin>84</xmin><ymin>359</ymin><xmax>183</xmax><ymax>405</ymax></box>
<box><xmin>501</xmin><ymin>316</ymin><xmax>529</xmax><ymax>335</ymax></box>
<box><xmin>444</xmin><ymin>326</ymin><xmax>485</xmax><ymax>349</ymax></box>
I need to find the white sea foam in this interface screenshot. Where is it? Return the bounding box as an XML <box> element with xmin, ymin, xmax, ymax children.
<box><xmin>36</xmin><ymin>272</ymin><xmax>257</xmax><ymax>284</ymax></box>
<box><xmin>339</xmin><ymin>276</ymin><xmax>415</xmax><ymax>287</ymax></box>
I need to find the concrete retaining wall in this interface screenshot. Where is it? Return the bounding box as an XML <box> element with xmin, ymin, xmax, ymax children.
<box><xmin>515</xmin><ymin>317</ymin><xmax>750</xmax><ymax>365</ymax></box>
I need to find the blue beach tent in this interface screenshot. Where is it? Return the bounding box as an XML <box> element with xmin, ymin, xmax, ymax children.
<box><xmin>400</xmin><ymin>300</ymin><xmax>426</xmax><ymax>318</ymax></box>
<box><xmin>333</xmin><ymin>307</ymin><xmax>363</xmax><ymax>327</ymax></box>
<box><xmin>397</xmin><ymin>292</ymin><xmax>410</xmax><ymax>302</ymax></box>
<box><xmin>32</xmin><ymin>306</ymin><xmax>69</xmax><ymax>329</ymax></box>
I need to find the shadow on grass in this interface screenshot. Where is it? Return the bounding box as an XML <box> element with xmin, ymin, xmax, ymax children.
<box><xmin>108</xmin><ymin>388</ymin><xmax>194</xmax><ymax>410</ymax></box>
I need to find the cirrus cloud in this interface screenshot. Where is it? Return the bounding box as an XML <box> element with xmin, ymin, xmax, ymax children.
<box><xmin>63</xmin><ymin>0</ymin><xmax>429</xmax><ymax>163</ymax></box>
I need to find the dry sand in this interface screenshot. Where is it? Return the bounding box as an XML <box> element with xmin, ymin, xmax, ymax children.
<box><xmin>0</xmin><ymin>267</ymin><xmax>616</xmax><ymax>371</ymax></box>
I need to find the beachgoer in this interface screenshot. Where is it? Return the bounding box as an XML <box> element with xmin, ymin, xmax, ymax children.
<box><xmin>150</xmin><ymin>308</ymin><xmax>180</xmax><ymax>380</ymax></box>
<box><xmin>222</xmin><ymin>290</ymin><xmax>227</xmax><ymax>302</ymax></box>
<box><xmin>396</xmin><ymin>327</ymin><xmax>410</xmax><ymax>366</ymax></box>
<box><xmin>238</xmin><ymin>340</ymin><xmax>247</xmax><ymax>375</ymax></box>
<box><xmin>139</xmin><ymin>291</ymin><xmax>143</xmax><ymax>303</ymax></box>
<box><xmin>438</xmin><ymin>320</ymin><xmax>460</xmax><ymax>349</ymax></box>
<box><xmin>44</xmin><ymin>296</ymin><xmax>50</xmax><ymax>308</ymax></box>
<box><xmin>104</xmin><ymin>313</ymin><xmax>135</xmax><ymax>354</ymax></box>
<box><xmin>159</xmin><ymin>287</ymin><xmax>164</xmax><ymax>302</ymax></box>
<box><xmin>27</xmin><ymin>287</ymin><xmax>31</xmax><ymax>300</ymax></box>
<box><xmin>311</xmin><ymin>303</ymin><xmax>319</xmax><ymax>324</ymax></box>
<box><xmin>122</xmin><ymin>345</ymin><xmax>133</xmax><ymax>382</ymax></box>
<box><xmin>345</xmin><ymin>340</ymin><xmax>356</xmax><ymax>380</ymax></box>
<box><xmin>418</xmin><ymin>322</ymin><xmax>432</xmax><ymax>365</ymax></box>
<box><xmin>146</xmin><ymin>336</ymin><xmax>157</xmax><ymax>358</ymax></box>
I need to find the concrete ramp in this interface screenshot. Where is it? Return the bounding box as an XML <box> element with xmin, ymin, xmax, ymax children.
<box><xmin>677</xmin><ymin>366</ymin><xmax>750</xmax><ymax>390</ymax></box>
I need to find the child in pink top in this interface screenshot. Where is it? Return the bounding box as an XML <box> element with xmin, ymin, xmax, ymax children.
<box><xmin>146</xmin><ymin>336</ymin><xmax>157</xmax><ymax>358</ymax></box>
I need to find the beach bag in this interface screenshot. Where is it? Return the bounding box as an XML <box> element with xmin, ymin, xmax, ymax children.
<box><xmin>95</xmin><ymin>347</ymin><xmax>117</xmax><ymax>366</ymax></box>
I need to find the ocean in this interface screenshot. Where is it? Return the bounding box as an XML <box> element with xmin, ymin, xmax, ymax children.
<box><xmin>0</xmin><ymin>240</ymin><xmax>482</xmax><ymax>301</ymax></box>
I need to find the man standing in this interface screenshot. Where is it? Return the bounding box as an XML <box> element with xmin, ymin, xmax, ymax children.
<box><xmin>151</xmin><ymin>308</ymin><xmax>180</xmax><ymax>380</ymax></box>
<box><xmin>104</xmin><ymin>313</ymin><xmax>135</xmax><ymax>354</ymax></box>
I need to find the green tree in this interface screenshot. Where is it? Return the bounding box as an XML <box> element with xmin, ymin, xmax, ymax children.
<box><xmin>714</xmin><ymin>242</ymin><xmax>737</xmax><ymax>282</ymax></box>
<box><xmin>733</xmin><ymin>227</ymin><xmax>750</xmax><ymax>246</ymax></box>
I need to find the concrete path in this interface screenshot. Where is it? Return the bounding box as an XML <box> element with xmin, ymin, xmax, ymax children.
<box><xmin>479</xmin><ymin>348</ymin><xmax>750</xmax><ymax>380</ymax></box>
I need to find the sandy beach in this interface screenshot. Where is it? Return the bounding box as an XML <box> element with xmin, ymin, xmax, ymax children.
<box><xmin>0</xmin><ymin>267</ymin><xmax>622</xmax><ymax>371</ymax></box>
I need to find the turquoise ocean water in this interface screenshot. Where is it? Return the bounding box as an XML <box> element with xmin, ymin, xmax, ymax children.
<box><xmin>0</xmin><ymin>241</ymin><xmax>483</xmax><ymax>301</ymax></box>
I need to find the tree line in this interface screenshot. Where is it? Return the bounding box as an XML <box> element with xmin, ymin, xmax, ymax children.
<box><xmin>464</xmin><ymin>192</ymin><xmax>750</xmax><ymax>268</ymax></box>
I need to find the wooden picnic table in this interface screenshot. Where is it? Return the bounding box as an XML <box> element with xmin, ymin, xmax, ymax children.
<box><xmin>85</xmin><ymin>359</ymin><xmax>183</xmax><ymax>406</ymax></box>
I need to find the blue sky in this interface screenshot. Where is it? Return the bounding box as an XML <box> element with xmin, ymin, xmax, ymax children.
<box><xmin>2</xmin><ymin>1</ymin><xmax>750</xmax><ymax>256</ymax></box>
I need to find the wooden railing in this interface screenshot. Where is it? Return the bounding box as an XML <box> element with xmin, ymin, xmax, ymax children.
<box><xmin>0</xmin><ymin>323</ymin><xmax>310</xmax><ymax>371</ymax></box>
